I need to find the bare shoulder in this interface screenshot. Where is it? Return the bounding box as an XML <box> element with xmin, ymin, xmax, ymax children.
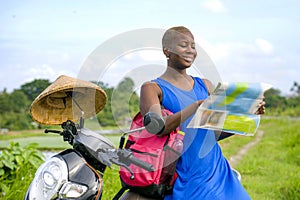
<box><xmin>201</xmin><ymin>78</ymin><xmax>214</xmax><ymax>94</ymax></box>
<box><xmin>141</xmin><ymin>81</ymin><xmax>162</xmax><ymax>98</ymax></box>
<box><xmin>140</xmin><ymin>81</ymin><xmax>163</xmax><ymax>115</ymax></box>
<box><xmin>141</xmin><ymin>81</ymin><xmax>160</xmax><ymax>92</ymax></box>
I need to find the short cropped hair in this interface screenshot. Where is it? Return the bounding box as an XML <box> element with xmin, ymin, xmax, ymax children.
<box><xmin>162</xmin><ymin>26</ymin><xmax>194</xmax><ymax>49</ymax></box>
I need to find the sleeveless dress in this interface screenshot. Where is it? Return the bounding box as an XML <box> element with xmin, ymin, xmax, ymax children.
<box><xmin>153</xmin><ymin>77</ymin><xmax>251</xmax><ymax>200</ymax></box>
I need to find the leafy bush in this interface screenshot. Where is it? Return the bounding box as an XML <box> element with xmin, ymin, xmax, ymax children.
<box><xmin>0</xmin><ymin>142</ymin><xmax>45</xmax><ymax>199</ymax></box>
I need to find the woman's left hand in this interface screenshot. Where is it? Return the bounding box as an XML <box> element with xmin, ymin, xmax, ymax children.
<box><xmin>255</xmin><ymin>99</ymin><xmax>266</xmax><ymax>115</ymax></box>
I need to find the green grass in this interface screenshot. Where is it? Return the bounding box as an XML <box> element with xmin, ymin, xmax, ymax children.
<box><xmin>0</xmin><ymin>129</ymin><xmax>47</xmax><ymax>140</ymax></box>
<box><xmin>218</xmin><ymin>117</ymin><xmax>300</xmax><ymax>199</ymax></box>
<box><xmin>219</xmin><ymin>132</ymin><xmax>254</xmax><ymax>158</ymax></box>
<box><xmin>0</xmin><ymin>117</ymin><xmax>123</xmax><ymax>150</ymax></box>
<box><xmin>0</xmin><ymin>133</ymin><xmax>122</xmax><ymax>150</ymax></box>
<box><xmin>0</xmin><ymin>135</ymin><xmax>70</xmax><ymax>150</ymax></box>
<box><xmin>236</xmin><ymin>117</ymin><xmax>300</xmax><ymax>200</ymax></box>
<box><xmin>102</xmin><ymin>167</ymin><xmax>123</xmax><ymax>199</ymax></box>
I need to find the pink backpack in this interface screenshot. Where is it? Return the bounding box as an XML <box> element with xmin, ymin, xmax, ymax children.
<box><xmin>117</xmin><ymin>109</ymin><xmax>183</xmax><ymax>199</ymax></box>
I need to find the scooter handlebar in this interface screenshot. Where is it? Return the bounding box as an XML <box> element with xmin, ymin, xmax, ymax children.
<box><xmin>44</xmin><ymin>129</ymin><xmax>61</xmax><ymax>134</ymax></box>
<box><xmin>143</xmin><ymin>112</ymin><xmax>165</xmax><ymax>135</ymax></box>
<box><xmin>118</xmin><ymin>149</ymin><xmax>154</xmax><ymax>172</ymax></box>
<box><xmin>127</xmin><ymin>153</ymin><xmax>154</xmax><ymax>172</ymax></box>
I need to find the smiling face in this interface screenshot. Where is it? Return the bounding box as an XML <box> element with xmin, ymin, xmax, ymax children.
<box><xmin>162</xmin><ymin>27</ymin><xmax>197</xmax><ymax>69</ymax></box>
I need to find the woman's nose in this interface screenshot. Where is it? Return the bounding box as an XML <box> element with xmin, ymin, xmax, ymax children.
<box><xmin>186</xmin><ymin>45</ymin><xmax>195</xmax><ymax>53</ymax></box>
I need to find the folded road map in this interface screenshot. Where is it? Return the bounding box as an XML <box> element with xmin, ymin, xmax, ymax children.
<box><xmin>188</xmin><ymin>82</ymin><xmax>272</xmax><ymax>136</ymax></box>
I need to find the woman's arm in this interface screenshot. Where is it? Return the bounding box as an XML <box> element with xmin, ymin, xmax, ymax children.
<box><xmin>139</xmin><ymin>81</ymin><xmax>202</xmax><ymax>136</ymax></box>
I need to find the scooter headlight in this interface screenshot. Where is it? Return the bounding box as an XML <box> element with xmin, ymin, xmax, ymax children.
<box><xmin>43</xmin><ymin>162</ymin><xmax>62</xmax><ymax>188</ymax></box>
<box><xmin>27</xmin><ymin>156</ymin><xmax>89</xmax><ymax>200</ymax></box>
<box><xmin>29</xmin><ymin>157</ymin><xmax>68</xmax><ymax>199</ymax></box>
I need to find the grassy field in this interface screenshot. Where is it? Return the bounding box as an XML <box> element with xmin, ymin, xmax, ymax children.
<box><xmin>0</xmin><ymin>133</ymin><xmax>122</xmax><ymax>150</ymax></box>
<box><xmin>1</xmin><ymin>117</ymin><xmax>299</xmax><ymax>199</ymax></box>
<box><xmin>0</xmin><ymin>118</ymin><xmax>122</xmax><ymax>150</ymax></box>
<box><xmin>235</xmin><ymin>117</ymin><xmax>300</xmax><ymax>200</ymax></box>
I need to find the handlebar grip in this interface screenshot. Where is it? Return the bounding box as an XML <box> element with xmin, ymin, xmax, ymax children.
<box><xmin>44</xmin><ymin>129</ymin><xmax>61</xmax><ymax>134</ymax></box>
<box><xmin>143</xmin><ymin>112</ymin><xmax>165</xmax><ymax>134</ymax></box>
<box><xmin>128</xmin><ymin>154</ymin><xmax>154</xmax><ymax>172</ymax></box>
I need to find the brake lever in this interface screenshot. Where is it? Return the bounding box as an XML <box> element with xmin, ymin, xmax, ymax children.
<box><xmin>96</xmin><ymin>148</ymin><xmax>135</xmax><ymax>179</ymax></box>
<box><xmin>97</xmin><ymin>148</ymin><xmax>117</xmax><ymax>168</ymax></box>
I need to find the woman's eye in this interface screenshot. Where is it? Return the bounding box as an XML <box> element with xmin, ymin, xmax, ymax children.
<box><xmin>178</xmin><ymin>42</ymin><xmax>195</xmax><ymax>49</ymax></box>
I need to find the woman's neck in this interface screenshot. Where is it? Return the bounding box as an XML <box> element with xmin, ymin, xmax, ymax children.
<box><xmin>160</xmin><ymin>66</ymin><xmax>194</xmax><ymax>91</ymax></box>
<box><xmin>162</xmin><ymin>66</ymin><xmax>187</xmax><ymax>79</ymax></box>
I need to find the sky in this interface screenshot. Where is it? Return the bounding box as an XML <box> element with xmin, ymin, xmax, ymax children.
<box><xmin>1</xmin><ymin>0</ymin><xmax>299</xmax><ymax>95</ymax></box>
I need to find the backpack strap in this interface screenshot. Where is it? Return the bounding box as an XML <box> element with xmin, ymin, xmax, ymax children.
<box><xmin>112</xmin><ymin>187</ymin><xmax>128</xmax><ymax>200</ymax></box>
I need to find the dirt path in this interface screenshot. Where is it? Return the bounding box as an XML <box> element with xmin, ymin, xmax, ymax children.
<box><xmin>229</xmin><ymin>130</ymin><xmax>265</xmax><ymax>167</ymax></box>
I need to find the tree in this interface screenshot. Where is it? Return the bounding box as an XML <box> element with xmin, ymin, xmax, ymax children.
<box><xmin>116</xmin><ymin>77</ymin><xmax>135</xmax><ymax>92</ymax></box>
<box><xmin>263</xmin><ymin>83</ymin><xmax>300</xmax><ymax>116</ymax></box>
<box><xmin>0</xmin><ymin>90</ymin><xmax>11</xmax><ymax>114</ymax></box>
<box><xmin>96</xmin><ymin>82</ymin><xmax>116</xmax><ymax>127</ymax></box>
<box><xmin>0</xmin><ymin>79</ymin><xmax>50</xmax><ymax>130</ymax></box>
<box><xmin>264</xmin><ymin>88</ymin><xmax>287</xmax><ymax>108</ymax></box>
<box><xmin>96</xmin><ymin>77</ymin><xmax>140</xmax><ymax>127</ymax></box>
<box><xmin>20</xmin><ymin>79</ymin><xmax>51</xmax><ymax>102</ymax></box>
<box><xmin>9</xmin><ymin>90</ymin><xmax>30</xmax><ymax>113</ymax></box>
<box><xmin>111</xmin><ymin>77</ymin><xmax>139</xmax><ymax>126</ymax></box>
<box><xmin>290</xmin><ymin>81</ymin><xmax>300</xmax><ymax>97</ymax></box>
<box><xmin>287</xmin><ymin>81</ymin><xmax>300</xmax><ymax>109</ymax></box>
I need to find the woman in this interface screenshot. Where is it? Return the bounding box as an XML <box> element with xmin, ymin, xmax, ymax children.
<box><xmin>138</xmin><ymin>26</ymin><xmax>265</xmax><ymax>199</ymax></box>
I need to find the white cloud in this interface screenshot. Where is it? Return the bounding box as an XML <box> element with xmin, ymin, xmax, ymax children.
<box><xmin>26</xmin><ymin>64</ymin><xmax>55</xmax><ymax>81</ymax></box>
<box><xmin>99</xmin><ymin>49</ymin><xmax>167</xmax><ymax>87</ymax></box>
<box><xmin>255</xmin><ymin>38</ymin><xmax>274</xmax><ymax>55</ymax></box>
<box><xmin>201</xmin><ymin>0</ymin><xmax>227</xmax><ymax>13</ymax></box>
<box><xmin>199</xmin><ymin>39</ymin><xmax>293</xmax><ymax>94</ymax></box>
<box><xmin>25</xmin><ymin>64</ymin><xmax>77</xmax><ymax>84</ymax></box>
<box><xmin>61</xmin><ymin>53</ymin><xmax>71</xmax><ymax>62</ymax></box>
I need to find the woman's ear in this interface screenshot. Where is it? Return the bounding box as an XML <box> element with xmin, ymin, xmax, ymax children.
<box><xmin>163</xmin><ymin>47</ymin><xmax>170</xmax><ymax>58</ymax></box>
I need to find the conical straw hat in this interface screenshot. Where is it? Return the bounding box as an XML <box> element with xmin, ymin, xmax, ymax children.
<box><xmin>30</xmin><ymin>75</ymin><xmax>107</xmax><ymax>125</ymax></box>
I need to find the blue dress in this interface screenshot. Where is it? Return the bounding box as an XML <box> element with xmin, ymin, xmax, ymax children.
<box><xmin>153</xmin><ymin>77</ymin><xmax>251</xmax><ymax>200</ymax></box>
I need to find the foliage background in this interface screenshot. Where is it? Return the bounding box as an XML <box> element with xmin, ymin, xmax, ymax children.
<box><xmin>0</xmin><ymin>77</ymin><xmax>140</xmax><ymax>131</ymax></box>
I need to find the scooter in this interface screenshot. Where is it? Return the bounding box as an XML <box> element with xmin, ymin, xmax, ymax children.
<box><xmin>24</xmin><ymin>75</ymin><xmax>164</xmax><ymax>200</ymax></box>
<box><xmin>24</xmin><ymin>113</ymin><xmax>160</xmax><ymax>200</ymax></box>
